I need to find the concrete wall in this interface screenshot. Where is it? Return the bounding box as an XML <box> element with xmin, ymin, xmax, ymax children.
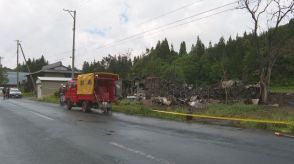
<box><xmin>38</xmin><ymin>81</ymin><xmax>67</xmax><ymax>99</ymax></box>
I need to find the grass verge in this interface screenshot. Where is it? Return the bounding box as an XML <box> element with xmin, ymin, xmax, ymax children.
<box><xmin>113</xmin><ymin>100</ymin><xmax>294</xmax><ymax>134</ymax></box>
<box><xmin>38</xmin><ymin>95</ymin><xmax>59</xmax><ymax>104</ymax></box>
<box><xmin>22</xmin><ymin>92</ymin><xmax>35</xmax><ymax>97</ymax></box>
<box><xmin>270</xmin><ymin>86</ymin><xmax>294</xmax><ymax>93</ymax></box>
<box><xmin>113</xmin><ymin>100</ymin><xmax>186</xmax><ymax>121</ymax></box>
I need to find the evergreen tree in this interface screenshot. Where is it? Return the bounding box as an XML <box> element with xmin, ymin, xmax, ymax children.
<box><xmin>0</xmin><ymin>68</ymin><xmax>8</xmax><ymax>84</ymax></box>
<box><xmin>190</xmin><ymin>36</ymin><xmax>205</xmax><ymax>56</ymax></box>
<box><xmin>82</xmin><ymin>61</ymin><xmax>90</xmax><ymax>73</ymax></box>
<box><xmin>179</xmin><ymin>41</ymin><xmax>187</xmax><ymax>56</ymax></box>
<box><xmin>158</xmin><ymin>38</ymin><xmax>171</xmax><ymax>59</ymax></box>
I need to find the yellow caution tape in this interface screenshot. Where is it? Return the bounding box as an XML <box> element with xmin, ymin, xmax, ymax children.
<box><xmin>151</xmin><ymin>110</ymin><xmax>293</xmax><ymax>125</ymax></box>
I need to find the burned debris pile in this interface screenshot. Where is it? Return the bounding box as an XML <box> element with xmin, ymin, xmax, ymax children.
<box><xmin>116</xmin><ymin>76</ymin><xmax>261</xmax><ymax>108</ymax></box>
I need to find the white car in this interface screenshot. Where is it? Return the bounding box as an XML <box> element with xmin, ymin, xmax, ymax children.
<box><xmin>9</xmin><ymin>88</ymin><xmax>22</xmax><ymax>98</ymax></box>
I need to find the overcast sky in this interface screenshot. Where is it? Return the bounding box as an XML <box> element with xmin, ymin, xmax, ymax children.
<box><xmin>0</xmin><ymin>0</ymin><xmax>262</xmax><ymax>69</ymax></box>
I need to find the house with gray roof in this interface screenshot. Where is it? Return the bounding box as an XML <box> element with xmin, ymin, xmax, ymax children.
<box><xmin>27</xmin><ymin>61</ymin><xmax>77</xmax><ymax>78</ymax></box>
<box><xmin>25</xmin><ymin>61</ymin><xmax>79</xmax><ymax>91</ymax></box>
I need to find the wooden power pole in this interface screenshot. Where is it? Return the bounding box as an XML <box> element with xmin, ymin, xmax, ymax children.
<box><xmin>18</xmin><ymin>42</ymin><xmax>37</xmax><ymax>95</ymax></box>
<box><xmin>63</xmin><ymin>9</ymin><xmax>76</xmax><ymax>79</ymax></box>
<box><xmin>16</xmin><ymin>40</ymin><xmax>20</xmax><ymax>88</ymax></box>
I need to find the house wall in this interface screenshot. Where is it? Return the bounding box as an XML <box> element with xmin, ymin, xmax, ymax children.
<box><xmin>27</xmin><ymin>72</ymin><xmax>72</xmax><ymax>92</ymax></box>
<box><xmin>38</xmin><ymin>80</ymin><xmax>67</xmax><ymax>99</ymax></box>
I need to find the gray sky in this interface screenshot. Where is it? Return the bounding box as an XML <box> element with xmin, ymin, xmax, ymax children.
<box><xmin>0</xmin><ymin>0</ymin><xmax>259</xmax><ymax>69</ymax></box>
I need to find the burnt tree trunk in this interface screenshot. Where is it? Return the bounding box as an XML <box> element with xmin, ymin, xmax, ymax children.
<box><xmin>259</xmin><ymin>62</ymin><xmax>273</xmax><ymax>104</ymax></box>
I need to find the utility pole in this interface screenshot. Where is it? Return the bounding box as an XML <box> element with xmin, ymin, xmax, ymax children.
<box><xmin>0</xmin><ymin>56</ymin><xmax>3</xmax><ymax>68</ymax></box>
<box><xmin>18</xmin><ymin>42</ymin><xmax>37</xmax><ymax>96</ymax></box>
<box><xmin>63</xmin><ymin>9</ymin><xmax>76</xmax><ymax>79</ymax></box>
<box><xmin>15</xmin><ymin>40</ymin><xmax>20</xmax><ymax>88</ymax></box>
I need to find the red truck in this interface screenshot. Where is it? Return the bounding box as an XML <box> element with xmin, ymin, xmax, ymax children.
<box><xmin>61</xmin><ymin>72</ymin><xmax>119</xmax><ymax>113</ymax></box>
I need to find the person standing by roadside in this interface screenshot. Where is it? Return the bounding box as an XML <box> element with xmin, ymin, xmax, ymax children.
<box><xmin>2</xmin><ymin>87</ymin><xmax>6</xmax><ymax>100</ymax></box>
<box><xmin>5</xmin><ymin>87</ymin><xmax>10</xmax><ymax>99</ymax></box>
<box><xmin>59</xmin><ymin>84</ymin><xmax>66</xmax><ymax>106</ymax></box>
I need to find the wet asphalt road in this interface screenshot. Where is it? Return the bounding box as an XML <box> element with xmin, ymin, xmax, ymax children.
<box><xmin>0</xmin><ymin>98</ymin><xmax>293</xmax><ymax>164</ymax></box>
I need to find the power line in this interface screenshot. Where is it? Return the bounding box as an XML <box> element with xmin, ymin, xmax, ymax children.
<box><xmin>164</xmin><ymin>9</ymin><xmax>235</xmax><ymax>34</ymax></box>
<box><xmin>137</xmin><ymin>0</ymin><xmax>206</xmax><ymax>26</ymax></box>
<box><xmin>42</xmin><ymin>1</ymin><xmax>239</xmax><ymax>63</ymax></box>
<box><xmin>95</xmin><ymin>8</ymin><xmax>235</xmax><ymax>51</ymax></box>
<box><xmin>56</xmin><ymin>1</ymin><xmax>238</xmax><ymax>59</ymax></box>
<box><xmin>94</xmin><ymin>1</ymin><xmax>238</xmax><ymax>50</ymax></box>
<box><xmin>91</xmin><ymin>0</ymin><xmax>260</xmax><ymax>52</ymax></box>
<box><xmin>17</xmin><ymin>1</ymin><xmax>236</xmax><ymax>64</ymax></box>
<box><xmin>49</xmin><ymin>9</ymin><xmax>236</xmax><ymax>66</ymax></box>
<box><xmin>80</xmin><ymin>8</ymin><xmax>235</xmax><ymax>58</ymax></box>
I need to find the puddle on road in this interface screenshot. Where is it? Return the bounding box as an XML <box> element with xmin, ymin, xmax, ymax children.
<box><xmin>105</xmin><ymin>130</ymin><xmax>115</xmax><ymax>136</ymax></box>
<box><xmin>75</xmin><ymin>118</ymin><xmax>106</xmax><ymax>123</ymax></box>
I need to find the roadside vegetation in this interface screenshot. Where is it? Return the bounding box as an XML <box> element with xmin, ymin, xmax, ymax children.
<box><xmin>113</xmin><ymin>100</ymin><xmax>186</xmax><ymax>121</ymax></box>
<box><xmin>113</xmin><ymin>100</ymin><xmax>294</xmax><ymax>134</ymax></box>
<box><xmin>270</xmin><ymin>86</ymin><xmax>294</xmax><ymax>93</ymax></box>
<box><xmin>22</xmin><ymin>91</ymin><xmax>35</xmax><ymax>97</ymax></box>
<box><xmin>38</xmin><ymin>95</ymin><xmax>59</xmax><ymax>104</ymax></box>
<box><xmin>270</xmin><ymin>78</ymin><xmax>294</xmax><ymax>93</ymax></box>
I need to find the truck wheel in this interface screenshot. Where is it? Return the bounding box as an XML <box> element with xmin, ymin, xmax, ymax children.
<box><xmin>102</xmin><ymin>107</ymin><xmax>111</xmax><ymax>115</ymax></box>
<box><xmin>106</xmin><ymin>107</ymin><xmax>112</xmax><ymax>115</ymax></box>
<box><xmin>59</xmin><ymin>97</ymin><xmax>64</xmax><ymax>106</ymax></box>
<box><xmin>65</xmin><ymin>100</ymin><xmax>72</xmax><ymax>110</ymax></box>
<box><xmin>82</xmin><ymin>101</ymin><xmax>91</xmax><ymax>113</ymax></box>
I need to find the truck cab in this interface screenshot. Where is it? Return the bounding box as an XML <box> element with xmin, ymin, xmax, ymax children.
<box><xmin>65</xmin><ymin>80</ymin><xmax>78</xmax><ymax>102</ymax></box>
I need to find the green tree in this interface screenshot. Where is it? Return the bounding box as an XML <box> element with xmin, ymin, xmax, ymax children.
<box><xmin>17</xmin><ymin>55</ymin><xmax>48</xmax><ymax>72</ymax></box>
<box><xmin>0</xmin><ymin>68</ymin><xmax>8</xmax><ymax>84</ymax></box>
<box><xmin>157</xmin><ymin>38</ymin><xmax>171</xmax><ymax>59</ymax></box>
<box><xmin>179</xmin><ymin>41</ymin><xmax>187</xmax><ymax>56</ymax></box>
<box><xmin>82</xmin><ymin>61</ymin><xmax>90</xmax><ymax>73</ymax></box>
<box><xmin>190</xmin><ymin>36</ymin><xmax>205</xmax><ymax>56</ymax></box>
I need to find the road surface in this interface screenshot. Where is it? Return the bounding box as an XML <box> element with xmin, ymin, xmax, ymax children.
<box><xmin>0</xmin><ymin>98</ymin><xmax>293</xmax><ymax>164</ymax></box>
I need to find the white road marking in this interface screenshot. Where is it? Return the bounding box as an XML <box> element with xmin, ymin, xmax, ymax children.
<box><xmin>29</xmin><ymin>111</ymin><xmax>54</xmax><ymax>121</ymax></box>
<box><xmin>110</xmin><ymin>142</ymin><xmax>171</xmax><ymax>164</ymax></box>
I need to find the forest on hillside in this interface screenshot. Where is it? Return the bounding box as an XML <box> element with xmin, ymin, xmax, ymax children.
<box><xmin>82</xmin><ymin>19</ymin><xmax>294</xmax><ymax>87</ymax></box>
